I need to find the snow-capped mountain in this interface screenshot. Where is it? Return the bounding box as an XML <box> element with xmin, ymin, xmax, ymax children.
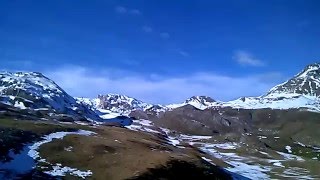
<box><xmin>0</xmin><ymin>72</ymin><xmax>100</xmax><ymax>121</ymax></box>
<box><xmin>5</xmin><ymin>62</ymin><xmax>315</xmax><ymax>121</ymax></box>
<box><xmin>167</xmin><ymin>96</ymin><xmax>217</xmax><ymax>110</ymax></box>
<box><xmin>76</xmin><ymin>94</ymin><xmax>168</xmax><ymax>116</ymax></box>
<box><xmin>223</xmin><ymin>63</ymin><xmax>320</xmax><ymax>111</ymax></box>
<box><xmin>76</xmin><ymin>97</ymin><xmax>100</xmax><ymax>110</ymax></box>
<box><xmin>267</xmin><ymin>63</ymin><xmax>320</xmax><ymax>97</ymax></box>
<box><xmin>163</xmin><ymin>64</ymin><xmax>320</xmax><ymax>112</ymax></box>
<box><xmin>97</xmin><ymin>94</ymin><xmax>150</xmax><ymax>114</ymax></box>
<box><xmin>78</xmin><ymin>62</ymin><xmax>320</xmax><ymax>114</ymax></box>
<box><xmin>185</xmin><ymin>96</ymin><xmax>216</xmax><ymax>104</ymax></box>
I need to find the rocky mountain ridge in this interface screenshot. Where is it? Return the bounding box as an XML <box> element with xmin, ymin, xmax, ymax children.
<box><xmin>1</xmin><ymin>63</ymin><xmax>320</xmax><ymax>122</ymax></box>
<box><xmin>83</xmin><ymin>63</ymin><xmax>320</xmax><ymax>114</ymax></box>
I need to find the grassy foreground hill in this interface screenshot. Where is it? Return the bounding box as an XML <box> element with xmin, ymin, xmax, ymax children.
<box><xmin>0</xmin><ymin>118</ymin><xmax>233</xmax><ymax>180</ymax></box>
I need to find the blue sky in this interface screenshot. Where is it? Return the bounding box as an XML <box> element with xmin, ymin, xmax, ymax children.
<box><xmin>1</xmin><ymin>0</ymin><xmax>320</xmax><ymax>103</ymax></box>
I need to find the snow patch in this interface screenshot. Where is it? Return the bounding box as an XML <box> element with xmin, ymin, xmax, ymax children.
<box><xmin>45</xmin><ymin>164</ymin><xmax>92</xmax><ymax>179</ymax></box>
<box><xmin>286</xmin><ymin>145</ymin><xmax>292</xmax><ymax>153</ymax></box>
<box><xmin>200</xmin><ymin>145</ymin><xmax>270</xmax><ymax>179</ymax></box>
<box><xmin>14</xmin><ymin>101</ymin><xmax>27</xmax><ymax>109</ymax></box>
<box><xmin>138</xmin><ymin>119</ymin><xmax>154</xmax><ymax>127</ymax></box>
<box><xmin>28</xmin><ymin>130</ymin><xmax>96</xmax><ymax>178</ymax></box>
<box><xmin>277</xmin><ymin>151</ymin><xmax>304</xmax><ymax>161</ymax></box>
<box><xmin>201</xmin><ymin>157</ymin><xmax>215</xmax><ymax>165</ymax></box>
<box><xmin>166</xmin><ymin>137</ymin><xmax>180</xmax><ymax>146</ymax></box>
<box><xmin>64</xmin><ymin>146</ymin><xmax>73</xmax><ymax>152</ymax></box>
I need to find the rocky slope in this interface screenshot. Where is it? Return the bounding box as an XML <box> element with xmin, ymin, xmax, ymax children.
<box><xmin>0</xmin><ymin>72</ymin><xmax>101</xmax><ymax>122</ymax></box>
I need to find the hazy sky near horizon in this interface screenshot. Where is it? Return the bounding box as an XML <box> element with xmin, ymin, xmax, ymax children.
<box><xmin>1</xmin><ymin>0</ymin><xmax>320</xmax><ymax>103</ymax></box>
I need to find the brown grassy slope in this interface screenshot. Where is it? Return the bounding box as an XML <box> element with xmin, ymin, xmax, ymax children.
<box><xmin>39</xmin><ymin>125</ymin><xmax>231</xmax><ymax>180</ymax></box>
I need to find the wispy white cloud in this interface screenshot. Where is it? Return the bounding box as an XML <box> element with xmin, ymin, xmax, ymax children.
<box><xmin>45</xmin><ymin>65</ymin><xmax>285</xmax><ymax>104</ymax></box>
<box><xmin>160</xmin><ymin>32</ymin><xmax>170</xmax><ymax>39</ymax></box>
<box><xmin>129</xmin><ymin>9</ymin><xmax>141</xmax><ymax>15</ymax></box>
<box><xmin>233</xmin><ymin>50</ymin><xmax>265</xmax><ymax>67</ymax></box>
<box><xmin>178</xmin><ymin>50</ymin><xmax>189</xmax><ymax>57</ymax></box>
<box><xmin>115</xmin><ymin>6</ymin><xmax>127</xmax><ymax>14</ymax></box>
<box><xmin>142</xmin><ymin>26</ymin><xmax>153</xmax><ymax>33</ymax></box>
<box><xmin>115</xmin><ymin>6</ymin><xmax>141</xmax><ymax>15</ymax></box>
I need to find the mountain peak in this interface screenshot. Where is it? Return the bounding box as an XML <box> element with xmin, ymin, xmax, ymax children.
<box><xmin>185</xmin><ymin>96</ymin><xmax>216</xmax><ymax>104</ymax></box>
<box><xmin>1</xmin><ymin>71</ymin><xmax>46</xmax><ymax>78</ymax></box>
<box><xmin>304</xmin><ymin>62</ymin><xmax>320</xmax><ymax>68</ymax></box>
<box><xmin>267</xmin><ymin>63</ymin><xmax>320</xmax><ymax>97</ymax></box>
<box><xmin>98</xmin><ymin>93</ymin><xmax>145</xmax><ymax>105</ymax></box>
<box><xmin>0</xmin><ymin>71</ymin><xmax>64</xmax><ymax>94</ymax></box>
<box><xmin>97</xmin><ymin>93</ymin><xmax>150</xmax><ymax>113</ymax></box>
<box><xmin>296</xmin><ymin>63</ymin><xmax>320</xmax><ymax>78</ymax></box>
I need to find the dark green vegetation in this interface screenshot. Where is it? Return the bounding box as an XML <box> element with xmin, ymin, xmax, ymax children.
<box><xmin>0</xmin><ymin>127</ymin><xmax>36</xmax><ymax>163</ymax></box>
<box><xmin>0</xmin><ymin>102</ymin><xmax>89</xmax><ymax>122</ymax></box>
<box><xmin>128</xmin><ymin>160</ymin><xmax>233</xmax><ymax>180</ymax></box>
<box><xmin>14</xmin><ymin>169</ymin><xmax>58</xmax><ymax>180</ymax></box>
<box><xmin>0</xmin><ymin>118</ymin><xmax>78</xmax><ymax>179</ymax></box>
<box><xmin>0</xmin><ymin>118</ymin><xmax>76</xmax><ymax>164</ymax></box>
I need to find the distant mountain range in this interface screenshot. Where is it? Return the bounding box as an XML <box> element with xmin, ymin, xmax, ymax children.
<box><xmin>78</xmin><ymin>63</ymin><xmax>320</xmax><ymax>115</ymax></box>
<box><xmin>1</xmin><ymin>63</ymin><xmax>320</xmax><ymax>123</ymax></box>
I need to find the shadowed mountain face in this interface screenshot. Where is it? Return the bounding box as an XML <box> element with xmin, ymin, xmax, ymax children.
<box><xmin>149</xmin><ymin>106</ymin><xmax>251</xmax><ymax>136</ymax></box>
<box><xmin>184</xmin><ymin>96</ymin><xmax>216</xmax><ymax>105</ymax></box>
<box><xmin>130</xmin><ymin>105</ymin><xmax>320</xmax><ymax>149</ymax></box>
<box><xmin>128</xmin><ymin>160</ymin><xmax>235</xmax><ymax>180</ymax></box>
<box><xmin>136</xmin><ymin>107</ymin><xmax>247</xmax><ymax>133</ymax></box>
